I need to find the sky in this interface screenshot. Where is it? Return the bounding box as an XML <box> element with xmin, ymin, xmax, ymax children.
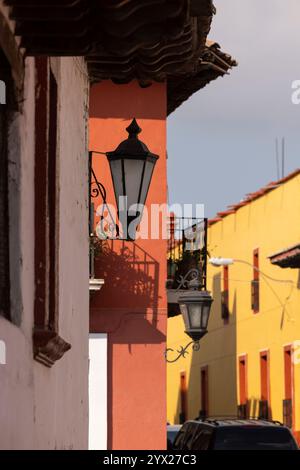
<box><xmin>167</xmin><ymin>0</ymin><xmax>300</xmax><ymax>219</ymax></box>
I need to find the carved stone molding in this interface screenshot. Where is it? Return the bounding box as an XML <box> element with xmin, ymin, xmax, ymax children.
<box><xmin>33</xmin><ymin>329</ymin><xmax>71</xmax><ymax>368</ymax></box>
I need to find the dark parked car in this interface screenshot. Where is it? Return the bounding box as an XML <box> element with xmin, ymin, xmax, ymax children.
<box><xmin>167</xmin><ymin>425</ymin><xmax>181</xmax><ymax>450</ymax></box>
<box><xmin>172</xmin><ymin>418</ymin><xmax>298</xmax><ymax>450</ymax></box>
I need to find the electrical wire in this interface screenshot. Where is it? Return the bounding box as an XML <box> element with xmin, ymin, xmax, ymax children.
<box><xmin>235</xmin><ymin>259</ymin><xmax>295</xmax><ymax>322</ymax></box>
<box><xmin>208</xmin><ymin>259</ymin><xmax>297</xmax><ymax>323</ymax></box>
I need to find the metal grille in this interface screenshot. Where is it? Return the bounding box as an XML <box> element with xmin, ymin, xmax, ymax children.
<box><xmin>258</xmin><ymin>400</ymin><xmax>269</xmax><ymax>420</ymax></box>
<box><xmin>283</xmin><ymin>399</ymin><xmax>293</xmax><ymax>429</ymax></box>
<box><xmin>251</xmin><ymin>279</ymin><xmax>259</xmax><ymax>312</ymax></box>
<box><xmin>167</xmin><ymin>215</ymin><xmax>208</xmax><ymax>291</ymax></box>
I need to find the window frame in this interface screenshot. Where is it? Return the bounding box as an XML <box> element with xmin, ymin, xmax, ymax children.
<box><xmin>33</xmin><ymin>57</ymin><xmax>71</xmax><ymax>367</ymax></box>
<box><xmin>0</xmin><ymin>70</ymin><xmax>10</xmax><ymax>320</ymax></box>
<box><xmin>259</xmin><ymin>350</ymin><xmax>270</xmax><ymax>420</ymax></box>
<box><xmin>283</xmin><ymin>345</ymin><xmax>294</xmax><ymax>429</ymax></box>
<box><xmin>238</xmin><ymin>354</ymin><xmax>248</xmax><ymax>409</ymax></box>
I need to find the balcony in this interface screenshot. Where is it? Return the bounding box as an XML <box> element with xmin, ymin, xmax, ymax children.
<box><xmin>167</xmin><ymin>216</ymin><xmax>208</xmax><ymax>317</ymax></box>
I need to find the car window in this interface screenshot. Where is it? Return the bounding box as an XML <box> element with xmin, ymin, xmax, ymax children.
<box><xmin>184</xmin><ymin>424</ymin><xmax>197</xmax><ymax>450</ymax></box>
<box><xmin>173</xmin><ymin>424</ymin><xmax>189</xmax><ymax>450</ymax></box>
<box><xmin>214</xmin><ymin>426</ymin><xmax>298</xmax><ymax>450</ymax></box>
<box><xmin>173</xmin><ymin>423</ymin><xmax>196</xmax><ymax>450</ymax></box>
<box><xmin>192</xmin><ymin>426</ymin><xmax>213</xmax><ymax>450</ymax></box>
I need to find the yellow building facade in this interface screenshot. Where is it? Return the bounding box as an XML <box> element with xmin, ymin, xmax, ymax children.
<box><xmin>167</xmin><ymin>169</ymin><xmax>300</xmax><ymax>442</ymax></box>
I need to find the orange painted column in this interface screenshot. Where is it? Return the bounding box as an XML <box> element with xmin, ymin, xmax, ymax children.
<box><xmin>89</xmin><ymin>81</ymin><xmax>167</xmax><ymax>450</ymax></box>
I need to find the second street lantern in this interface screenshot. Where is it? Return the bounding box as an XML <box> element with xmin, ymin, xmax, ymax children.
<box><xmin>106</xmin><ymin>118</ymin><xmax>159</xmax><ymax>240</ymax></box>
<box><xmin>178</xmin><ymin>290</ymin><xmax>213</xmax><ymax>342</ymax></box>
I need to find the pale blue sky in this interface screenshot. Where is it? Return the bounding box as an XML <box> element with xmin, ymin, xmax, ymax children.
<box><xmin>167</xmin><ymin>0</ymin><xmax>300</xmax><ymax>218</ymax></box>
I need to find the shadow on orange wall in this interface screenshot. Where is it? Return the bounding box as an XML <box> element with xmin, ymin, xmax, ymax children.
<box><xmin>89</xmin><ymin>80</ymin><xmax>167</xmax><ymax>450</ymax></box>
<box><xmin>90</xmin><ymin>239</ymin><xmax>165</xmax><ymax>344</ymax></box>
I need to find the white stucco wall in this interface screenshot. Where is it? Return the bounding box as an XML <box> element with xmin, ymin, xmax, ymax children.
<box><xmin>89</xmin><ymin>334</ymin><xmax>107</xmax><ymax>450</ymax></box>
<box><xmin>0</xmin><ymin>55</ymin><xmax>89</xmax><ymax>449</ymax></box>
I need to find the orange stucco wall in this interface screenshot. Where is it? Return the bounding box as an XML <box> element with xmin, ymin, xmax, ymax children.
<box><xmin>89</xmin><ymin>81</ymin><xmax>167</xmax><ymax>450</ymax></box>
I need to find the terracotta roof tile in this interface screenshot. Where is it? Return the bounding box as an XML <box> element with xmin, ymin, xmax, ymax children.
<box><xmin>6</xmin><ymin>0</ymin><xmax>236</xmax><ymax>114</ymax></box>
<box><xmin>269</xmin><ymin>243</ymin><xmax>300</xmax><ymax>269</ymax></box>
<box><xmin>208</xmin><ymin>217</ymin><xmax>222</xmax><ymax>226</ymax></box>
<box><xmin>167</xmin><ymin>40</ymin><xmax>237</xmax><ymax>114</ymax></box>
<box><xmin>217</xmin><ymin>210</ymin><xmax>236</xmax><ymax>217</ymax></box>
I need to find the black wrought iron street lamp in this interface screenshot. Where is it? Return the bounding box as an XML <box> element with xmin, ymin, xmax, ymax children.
<box><xmin>106</xmin><ymin>118</ymin><xmax>159</xmax><ymax>240</ymax></box>
<box><xmin>178</xmin><ymin>290</ymin><xmax>213</xmax><ymax>342</ymax></box>
<box><xmin>90</xmin><ymin>118</ymin><xmax>159</xmax><ymax>241</ymax></box>
<box><xmin>165</xmin><ymin>271</ymin><xmax>213</xmax><ymax>363</ymax></box>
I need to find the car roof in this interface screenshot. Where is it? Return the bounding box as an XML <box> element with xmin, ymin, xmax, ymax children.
<box><xmin>185</xmin><ymin>419</ymin><xmax>285</xmax><ymax>428</ymax></box>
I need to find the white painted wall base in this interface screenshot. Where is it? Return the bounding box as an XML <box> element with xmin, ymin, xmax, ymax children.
<box><xmin>88</xmin><ymin>333</ymin><xmax>107</xmax><ymax>450</ymax></box>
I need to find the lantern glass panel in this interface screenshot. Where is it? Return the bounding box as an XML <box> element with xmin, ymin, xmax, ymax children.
<box><xmin>188</xmin><ymin>303</ymin><xmax>202</xmax><ymax>329</ymax></box>
<box><xmin>109</xmin><ymin>159</ymin><xmax>123</xmax><ymax>204</ymax></box>
<box><xmin>123</xmin><ymin>158</ymin><xmax>144</xmax><ymax>209</ymax></box>
<box><xmin>179</xmin><ymin>303</ymin><xmax>189</xmax><ymax>330</ymax></box>
<box><xmin>201</xmin><ymin>303</ymin><xmax>211</xmax><ymax>330</ymax></box>
<box><xmin>139</xmin><ymin>160</ymin><xmax>155</xmax><ymax>207</ymax></box>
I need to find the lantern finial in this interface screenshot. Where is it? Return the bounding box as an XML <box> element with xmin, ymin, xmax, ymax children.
<box><xmin>126</xmin><ymin>118</ymin><xmax>142</xmax><ymax>139</ymax></box>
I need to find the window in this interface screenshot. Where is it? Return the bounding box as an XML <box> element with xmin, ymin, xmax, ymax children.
<box><xmin>283</xmin><ymin>346</ymin><xmax>293</xmax><ymax>428</ymax></box>
<box><xmin>0</xmin><ymin>49</ymin><xmax>14</xmax><ymax>321</ymax></box>
<box><xmin>260</xmin><ymin>351</ymin><xmax>270</xmax><ymax>401</ymax></box>
<box><xmin>221</xmin><ymin>265</ymin><xmax>229</xmax><ymax>323</ymax></box>
<box><xmin>259</xmin><ymin>351</ymin><xmax>270</xmax><ymax>419</ymax></box>
<box><xmin>238</xmin><ymin>355</ymin><xmax>248</xmax><ymax>417</ymax></box>
<box><xmin>239</xmin><ymin>355</ymin><xmax>247</xmax><ymax>403</ymax></box>
<box><xmin>251</xmin><ymin>248</ymin><xmax>259</xmax><ymax>313</ymax></box>
<box><xmin>48</xmin><ymin>69</ymin><xmax>58</xmax><ymax>331</ymax></box>
<box><xmin>180</xmin><ymin>371</ymin><xmax>188</xmax><ymax>424</ymax></box>
<box><xmin>33</xmin><ymin>57</ymin><xmax>70</xmax><ymax>367</ymax></box>
<box><xmin>200</xmin><ymin>366</ymin><xmax>208</xmax><ymax>419</ymax></box>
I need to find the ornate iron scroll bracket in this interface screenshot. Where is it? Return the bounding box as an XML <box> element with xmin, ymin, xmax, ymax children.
<box><xmin>176</xmin><ymin>268</ymin><xmax>202</xmax><ymax>291</ymax></box>
<box><xmin>89</xmin><ymin>150</ymin><xmax>119</xmax><ymax>239</ymax></box>
<box><xmin>90</xmin><ymin>165</ymin><xmax>107</xmax><ymax>202</ymax></box>
<box><xmin>165</xmin><ymin>340</ymin><xmax>200</xmax><ymax>363</ymax></box>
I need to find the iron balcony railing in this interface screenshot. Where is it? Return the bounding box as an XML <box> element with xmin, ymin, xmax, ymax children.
<box><xmin>167</xmin><ymin>215</ymin><xmax>208</xmax><ymax>292</ymax></box>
